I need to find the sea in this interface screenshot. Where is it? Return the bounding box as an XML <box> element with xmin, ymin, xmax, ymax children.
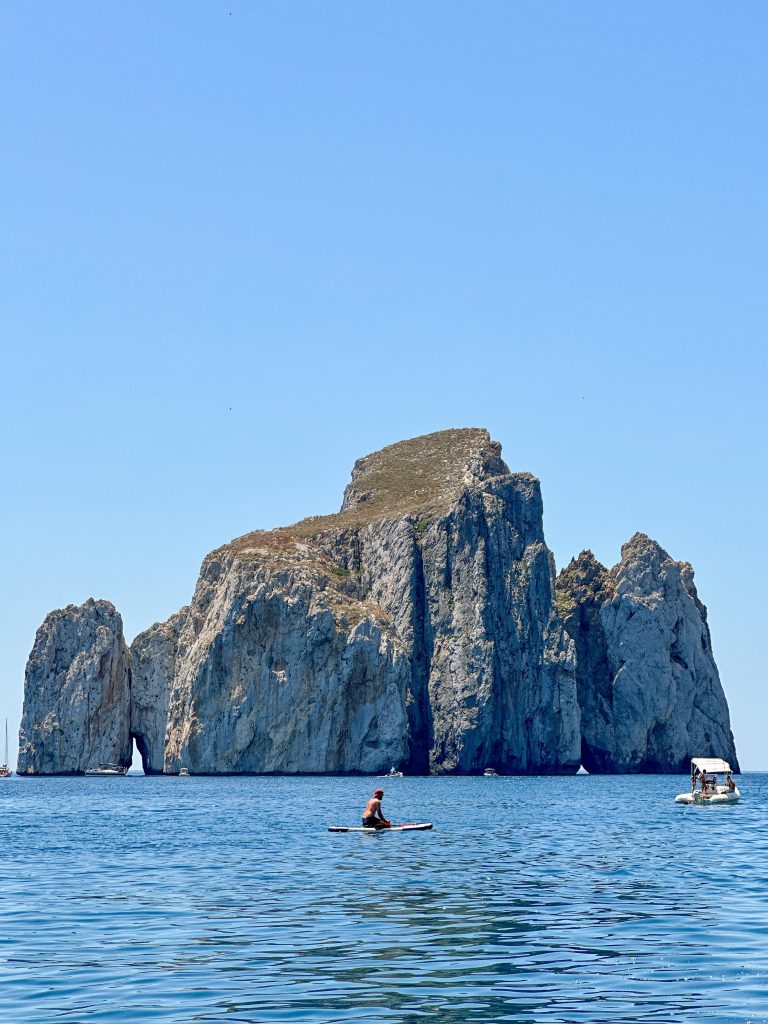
<box><xmin>1</xmin><ymin>772</ymin><xmax>766</xmax><ymax>1024</ymax></box>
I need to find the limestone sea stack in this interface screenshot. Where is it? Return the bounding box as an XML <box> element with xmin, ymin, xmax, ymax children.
<box><xmin>17</xmin><ymin>599</ymin><xmax>131</xmax><ymax>774</ymax></box>
<box><xmin>17</xmin><ymin>428</ymin><xmax>738</xmax><ymax>774</ymax></box>
<box><xmin>556</xmin><ymin>534</ymin><xmax>739</xmax><ymax>773</ymax></box>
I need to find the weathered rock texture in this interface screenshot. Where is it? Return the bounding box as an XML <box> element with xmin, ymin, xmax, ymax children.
<box><xmin>17</xmin><ymin>599</ymin><xmax>131</xmax><ymax>774</ymax></box>
<box><xmin>138</xmin><ymin>546</ymin><xmax>411</xmax><ymax>774</ymax></box>
<box><xmin>556</xmin><ymin>534</ymin><xmax>739</xmax><ymax>773</ymax></box>
<box><xmin>128</xmin><ymin>428</ymin><xmax>579</xmax><ymax>774</ymax></box>
<box><xmin>17</xmin><ymin>430</ymin><xmax>738</xmax><ymax>775</ymax></box>
<box><xmin>130</xmin><ymin>609</ymin><xmax>187</xmax><ymax>773</ymax></box>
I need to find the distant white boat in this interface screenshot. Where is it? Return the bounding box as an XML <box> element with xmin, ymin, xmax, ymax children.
<box><xmin>576</xmin><ymin>765</ymin><xmax>589</xmax><ymax>775</ymax></box>
<box><xmin>85</xmin><ymin>763</ymin><xmax>129</xmax><ymax>776</ymax></box>
<box><xmin>0</xmin><ymin>719</ymin><xmax>11</xmax><ymax>778</ymax></box>
<box><xmin>483</xmin><ymin>768</ymin><xmax>499</xmax><ymax>777</ymax></box>
<box><xmin>179</xmin><ymin>768</ymin><xmax>191</xmax><ymax>776</ymax></box>
<box><xmin>675</xmin><ymin>758</ymin><xmax>740</xmax><ymax>805</ymax></box>
<box><xmin>379</xmin><ymin>767</ymin><xmax>404</xmax><ymax>778</ymax></box>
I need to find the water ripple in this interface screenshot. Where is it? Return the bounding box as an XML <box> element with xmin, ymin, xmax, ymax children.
<box><xmin>0</xmin><ymin>774</ymin><xmax>766</xmax><ymax>1022</ymax></box>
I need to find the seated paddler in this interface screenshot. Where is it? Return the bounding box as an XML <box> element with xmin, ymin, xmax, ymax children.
<box><xmin>362</xmin><ymin>788</ymin><xmax>390</xmax><ymax>829</ymax></box>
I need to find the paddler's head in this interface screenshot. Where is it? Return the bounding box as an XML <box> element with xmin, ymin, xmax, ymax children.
<box><xmin>374</xmin><ymin>788</ymin><xmax>384</xmax><ymax>799</ymax></box>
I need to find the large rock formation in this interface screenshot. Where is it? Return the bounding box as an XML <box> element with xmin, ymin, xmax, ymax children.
<box><xmin>556</xmin><ymin>534</ymin><xmax>739</xmax><ymax>773</ymax></box>
<box><xmin>17</xmin><ymin>599</ymin><xmax>131</xmax><ymax>774</ymax></box>
<box><xmin>16</xmin><ymin>429</ymin><xmax>738</xmax><ymax>775</ymax></box>
<box><xmin>131</xmin><ymin>428</ymin><xmax>579</xmax><ymax>774</ymax></box>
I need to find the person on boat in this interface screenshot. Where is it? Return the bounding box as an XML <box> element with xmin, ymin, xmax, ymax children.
<box><xmin>726</xmin><ymin>772</ymin><xmax>736</xmax><ymax>792</ymax></box>
<box><xmin>700</xmin><ymin>771</ymin><xmax>708</xmax><ymax>795</ymax></box>
<box><xmin>362</xmin><ymin>788</ymin><xmax>390</xmax><ymax>829</ymax></box>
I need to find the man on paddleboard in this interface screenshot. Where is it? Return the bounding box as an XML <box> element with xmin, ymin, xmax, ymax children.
<box><xmin>362</xmin><ymin>788</ymin><xmax>390</xmax><ymax>829</ymax></box>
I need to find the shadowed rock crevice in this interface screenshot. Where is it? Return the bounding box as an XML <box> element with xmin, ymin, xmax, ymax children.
<box><xmin>403</xmin><ymin>528</ymin><xmax>433</xmax><ymax>773</ymax></box>
<box><xmin>556</xmin><ymin>551</ymin><xmax>616</xmax><ymax>772</ymax></box>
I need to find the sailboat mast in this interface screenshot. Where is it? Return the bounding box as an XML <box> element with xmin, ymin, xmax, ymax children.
<box><xmin>0</xmin><ymin>718</ymin><xmax>9</xmax><ymax>776</ymax></box>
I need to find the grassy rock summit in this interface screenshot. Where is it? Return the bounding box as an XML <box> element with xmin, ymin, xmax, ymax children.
<box><xmin>17</xmin><ymin>429</ymin><xmax>738</xmax><ymax>775</ymax></box>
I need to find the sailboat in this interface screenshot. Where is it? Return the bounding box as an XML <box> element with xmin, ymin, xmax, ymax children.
<box><xmin>0</xmin><ymin>720</ymin><xmax>12</xmax><ymax>777</ymax></box>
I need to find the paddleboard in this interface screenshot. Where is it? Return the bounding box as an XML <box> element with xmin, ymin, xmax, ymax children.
<box><xmin>328</xmin><ymin>823</ymin><xmax>433</xmax><ymax>833</ymax></box>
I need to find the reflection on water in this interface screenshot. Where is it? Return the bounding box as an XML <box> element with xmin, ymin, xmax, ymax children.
<box><xmin>0</xmin><ymin>774</ymin><xmax>766</xmax><ymax>1023</ymax></box>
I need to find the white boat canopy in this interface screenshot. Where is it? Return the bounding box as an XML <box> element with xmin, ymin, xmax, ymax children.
<box><xmin>691</xmin><ymin>758</ymin><xmax>732</xmax><ymax>775</ymax></box>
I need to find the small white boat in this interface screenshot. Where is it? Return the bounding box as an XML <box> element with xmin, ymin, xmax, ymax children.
<box><xmin>675</xmin><ymin>758</ymin><xmax>740</xmax><ymax>805</ymax></box>
<box><xmin>85</xmin><ymin>763</ymin><xmax>129</xmax><ymax>776</ymax></box>
<box><xmin>378</xmin><ymin>767</ymin><xmax>404</xmax><ymax>778</ymax></box>
<box><xmin>0</xmin><ymin>719</ymin><xmax>12</xmax><ymax>778</ymax></box>
<box><xmin>179</xmin><ymin>768</ymin><xmax>191</xmax><ymax>776</ymax></box>
<box><xmin>483</xmin><ymin>768</ymin><xmax>499</xmax><ymax>777</ymax></box>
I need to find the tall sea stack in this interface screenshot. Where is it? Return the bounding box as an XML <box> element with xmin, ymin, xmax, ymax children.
<box><xmin>556</xmin><ymin>534</ymin><xmax>738</xmax><ymax>773</ymax></box>
<box><xmin>131</xmin><ymin>429</ymin><xmax>579</xmax><ymax>775</ymax></box>
<box><xmin>17</xmin><ymin>599</ymin><xmax>132</xmax><ymax>774</ymax></box>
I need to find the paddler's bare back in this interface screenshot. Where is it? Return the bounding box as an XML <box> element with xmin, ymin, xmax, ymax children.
<box><xmin>364</xmin><ymin>797</ymin><xmax>382</xmax><ymax>818</ymax></box>
<box><xmin>361</xmin><ymin>788</ymin><xmax>390</xmax><ymax>828</ymax></box>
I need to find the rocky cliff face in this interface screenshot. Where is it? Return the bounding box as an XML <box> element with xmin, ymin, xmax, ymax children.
<box><xmin>17</xmin><ymin>599</ymin><xmax>131</xmax><ymax>774</ymax></box>
<box><xmin>136</xmin><ymin>542</ymin><xmax>411</xmax><ymax>774</ymax></box>
<box><xmin>129</xmin><ymin>428</ymin><xmax>579</xmax><ymax>774</ymax></box>
<box><xmin>17</xmin><ymin>430</ymin><xmax>738</xmax><ymax>775</ymax></box>
<box><xmin>290</xmin><ymin>432</ymin><xmax>579</xmax><ymax>773</ymax></box>
<box><xmin>556</xmin><ymin>533</ymin><xmax>739</xmax><ymax>773</ymax></box>
<box><xmin>130</xmin><ymin>608</ymin><xmax>187</xmax><ymax>773</ymax></box>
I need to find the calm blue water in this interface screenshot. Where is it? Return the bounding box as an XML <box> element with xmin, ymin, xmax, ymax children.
<box><xmin>1</xmin><ymin>773</ymin><xmax>766</xmax><ymax>1024</ymax></box>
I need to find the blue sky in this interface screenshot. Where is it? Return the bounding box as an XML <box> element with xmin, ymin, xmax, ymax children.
<box><xmin>2</xmin><ymin>2</ymin><xmax>766</xmax><ymax>768</ymax></box>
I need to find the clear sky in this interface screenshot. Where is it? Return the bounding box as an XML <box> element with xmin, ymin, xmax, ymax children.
<box><xmin>2</xmin><ymin>2</ymin><xmax>766</xmax><ymax>769</ymax></box>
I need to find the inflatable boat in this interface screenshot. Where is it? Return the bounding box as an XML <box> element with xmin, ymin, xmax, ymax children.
<box><xmin>675</xmin><ymin>758</ymin><xmax>740</xmax><ymax>805</ymax></box>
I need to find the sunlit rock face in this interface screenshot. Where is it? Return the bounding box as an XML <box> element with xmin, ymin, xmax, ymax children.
<box><xmin>17</xmin><ymin>599</ymin><xmax>131</xmax><ymax>774</ymax></box>
<box><xmin>152</xmin><ymin>543</ymin><xmax>411</xmax><ymax>775</ymax></box>
<box><xmin>557</xmin><ymin>534</ymin><xmax>739</xmax><ymax>773</ymax></box>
